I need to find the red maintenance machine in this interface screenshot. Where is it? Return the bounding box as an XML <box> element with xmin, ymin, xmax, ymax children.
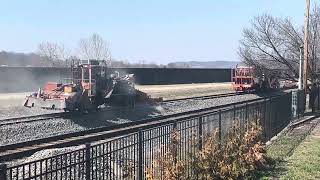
<box><xmin>232</xmin><ymin>65</ymin><xmax>280</xmax><ymax>93</ymax></box>
<box><xmin>24</xmin><ymin>60</ymin><xmax>153</xmax><ymax>112</ymax></box>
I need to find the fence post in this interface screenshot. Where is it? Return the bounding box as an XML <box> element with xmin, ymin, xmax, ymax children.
<box><xmin>85</xmin><ymin>143</ymin><xmax>91</xmax><ymax>180</ymax></box>
<box><xmin>245</xmin><ymin>103</ymin><xmax>249</xmax><ymax>132</ymax></box>
<box><xmin>172</xmin><ymin>121</ymin><xmax>178</xmax><ymax>164</ymax></box>
<box><xmin>317</xmin><ymin>85</ymin><xmax>320</xmax><ymax>110</ymax></box>
<box><xmin>0</xmin><ymin>164</ymin><xmax>6</xmax><ymax>180</ymax></box>
<box><xmin>198</xmin><ymin>116</ymin><xmax>203</xmax><ymax>150</ymax></box>
<box><xmin>219</xmin><ymin>109</ymin><xmax>222</xmax><ymax>141</ymax></box>
<box><xmin>263</xmin><ymin>99</ymin><xmax>267</xmax><ymax>140</ymax></box>
<box><xmin>138</xmin><ymin>130</ymin><xmax>144</xmax><ymax>180</ymax></box>
<box><xmin>295</xmin><ymin>91</ymin><xmax>299</xmax><ymax>119</ymax></box>
<box><xmin>288</xmin><ymin>93</ymin><xmax>292</xmax><ymax>123</ymax></box>
<box><xmin>245</xmin><ymin>102</ymin><xmax>248</xmax><ymax>120</ymax></box>
<box><xmin>233</xmin><ymin>105</ymin><xmax>236</xmax><ymax>122</ymax></box>
<box><xmin>268</xmin><ymin>98</ymin><xmax>273</xmax><ymax>140</ymax></box>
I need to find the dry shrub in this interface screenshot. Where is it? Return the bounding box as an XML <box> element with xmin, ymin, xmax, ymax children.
<box><xmin>146</xmin><ymin>131</ymin><xmax>188</xmax><ymax>180</ymax></box>
<box><xmin>122</xmin><ymin>161</ymin><xmax>135</xmax><ymax>179</ymax></box>
<box><xmin>146</xmin><ymin>120</ymin><xmax>266</xmax><ymax>180</ymax></box>
<box><xmin>242</xmin><ymin>122</ymin><xmax>267</xmax><ymax>171</ymax></box>
<box><xmin>192</xmin><ymin>121</ymin><xmax>266</xmax><ymax>179</ymax></box>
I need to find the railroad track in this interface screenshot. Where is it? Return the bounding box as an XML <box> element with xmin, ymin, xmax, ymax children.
<box><xmin>0</xmin><ymin>92</ymin><xmax>286</xmax><ymax>162</ymax></box>
<box><xmin>162</xmin><ymin>92</ymin><xmax>239</xmax><ymax>102</ymax></box>
<box><xmin>0</xmin><ymin>92</ymin><xmax>238</xmax><ymax>127</ymax></box>
<box><xmin>0</xmin><ymin>112</ymin><xmax>69</xmax><ymax>126</ymax></box>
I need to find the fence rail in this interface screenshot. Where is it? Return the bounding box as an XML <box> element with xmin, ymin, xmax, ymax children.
<box><xmin>2</xmin><ymin>92</ymin><xmax>295</xmax><ymax>180</ymax></box>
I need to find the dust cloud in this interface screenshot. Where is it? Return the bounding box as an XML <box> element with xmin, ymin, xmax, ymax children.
<box><xmin>0</xmin><ymin>67</ymin><xmax>68</xmax><ymax>108</ymax></box>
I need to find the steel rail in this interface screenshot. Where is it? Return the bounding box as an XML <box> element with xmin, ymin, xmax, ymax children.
<box><xmin>162</xmin><ymin>92</ymin><xmax>239</xmax><ymax>102</ymax></box>
<box><xmin>0</xmin><ymin>92</ymin><xmax>238</xmax><ymax>127</ymax></box>
<box><xmin>0</xmin><ymin>112</ymin><xmax>69</xmax><ymax>126</ymax></box>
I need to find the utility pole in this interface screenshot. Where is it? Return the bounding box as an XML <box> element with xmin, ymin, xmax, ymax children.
<box><xmin>303</xmin><ymin>0</ymin><xmax>310</xmax><ymax>93</ymax></box>
<box><xmin>299</xmin><ymin>45</ymin><xmax>303</xmax><ymax>90</ymax></box>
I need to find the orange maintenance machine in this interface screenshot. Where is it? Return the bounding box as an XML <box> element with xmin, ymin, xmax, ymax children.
<box><xmin>232</xmin><ymin>65</ymin><xmax>280</xmax><ymax>93</ymax></box>
<box><xmin>23</xmin><ymin>60</ymin><xmax>136</xmax><ymax>112</ymax></box>
<box><xmin>232</xmin><ymin>66</ymin><xmax>256</xmax><ymax>93</ymax></box>
<box><xmin>24</xmin><ymin>59</ymin><xmax>160</xmax><ymax>112</ymax></box>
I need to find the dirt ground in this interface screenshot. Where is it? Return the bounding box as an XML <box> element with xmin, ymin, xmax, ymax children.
<box><xmin>136</xmin><ymin>82</ymin><xmax>232</xmax><ymax>100</ymax></box>
<box><xmin>0</xmin><ymin>92</ymin><xmax>30</xmax><ymax>107</ymax></box>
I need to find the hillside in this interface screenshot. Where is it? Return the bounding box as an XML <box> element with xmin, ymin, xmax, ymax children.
<box><xmin>0</xmin><ymin>51</ymin><xmax>240</xmax><ymax>68</ymax></box>
<box><xmin>168</xmin><ymin>61</ymin><xmax>240</xmax><ymax>68</ymax></box>
<box><xmin>0</xmin><ymin>51</ymin><xmax>52</xmax><ymax>67</ymax></box>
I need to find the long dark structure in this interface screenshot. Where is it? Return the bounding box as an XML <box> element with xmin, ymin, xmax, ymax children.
<box><xmin>0</xmin><ymin>67</ymin><xmax>231</xmax><ymax>93</ymax></box>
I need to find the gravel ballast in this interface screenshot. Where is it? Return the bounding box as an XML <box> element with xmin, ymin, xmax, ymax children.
<box><xmin>0</xmin><ymin>93</ymin><xmax>266</xmax><ymax>146</ymax></box>
<box><xmin>0</xmin><ymin>83</ymin><xmax>232</xmax><ymax>120</ymax></box>
<box><xmin>0</xmin><ymin>92</ymin><xmax>60</xmax><ymax>120</ymax></box>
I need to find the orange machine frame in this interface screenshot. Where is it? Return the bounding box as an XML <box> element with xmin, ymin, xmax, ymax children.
<box><xmin>232</xmin><ymin>66</ymin><xmax>255</xmax><ymax>92</ymax></box>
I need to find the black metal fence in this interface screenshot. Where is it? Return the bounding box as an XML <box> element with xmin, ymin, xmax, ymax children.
<box><xmin>1</xmin><ymin>93</ymin><xmax>293</xmax><ymax>180</ymax></box>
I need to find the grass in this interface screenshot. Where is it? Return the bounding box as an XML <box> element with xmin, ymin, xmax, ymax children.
<box><xmin>281</xmin><ymin>136</ymin><xmax>320</xmax><ymax>179</ymax></box>
<box><xmin>253</xmin><ymin>122</ymin><xmax>317</xmax><ymax>179</ymax></box>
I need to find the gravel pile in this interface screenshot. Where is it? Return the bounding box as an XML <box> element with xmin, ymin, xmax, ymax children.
<box><xmin>7</xmin><ymin>146</ymin><xmax>85</xmax><ymax>179</ymax></box>
<box><xmin>9</xmin><ymin>145</ymin><xmax>84</xmax><ymax>167</ymax></box>
<box><xmin>0</xmin><ymin>107</ymin><xmax>59</xmax><ymax>120</ymax></box>
<box><xmin>0</xmin><ymin>92</ymin><xmax>60</xmax><ymax>120</ymax></box>
<box><xmin>0</xmin><ymin>93</ymin><xmax>265</xmax><ymax>146</ymax></box>
<box><xmin>8</xmin><ymin>144</ymin><xmax>133</xmax><ymax>179</ymax></box>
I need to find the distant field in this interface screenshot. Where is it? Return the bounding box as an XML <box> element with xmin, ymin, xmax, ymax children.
<box><xmin>0</xmin><ymin>92</ymin><xmax>30</xmax><ymax>107</ymax></box>
<box><xmin>136</xmin><ymin>82</ymin><xmax>232</xmax><ymax>100</ymax></box>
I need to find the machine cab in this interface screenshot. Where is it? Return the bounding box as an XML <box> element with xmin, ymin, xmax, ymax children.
<box><xmin>73</xmin><ymin>59</ymin><xmax>105</xmax><ymax>96</ymax></box>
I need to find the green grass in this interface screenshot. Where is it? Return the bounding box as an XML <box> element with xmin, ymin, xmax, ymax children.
<box><xmin>281</xmin><ymin>136</ymin><xmax>320</xmax><ymax>180</ymax></box>
<box><xmin>254</xmin><ymin>125</ymin><xmax>314</xmax><ymax>179</ymax></box>
<box><xmin>267</xmin><ymin>135</ymin><xmax>304</xmax><ymax>159</ymax></box>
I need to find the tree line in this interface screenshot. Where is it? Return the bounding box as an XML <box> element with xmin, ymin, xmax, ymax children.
<box><xmin>239</xmin><ymin>5</ymin><xmax>320</xmax><ymax>82</ymax></box>
<box><xmin>37</xmin><ymin>33</ymin><xmax>190</xmax><ymax>68</ymax></box>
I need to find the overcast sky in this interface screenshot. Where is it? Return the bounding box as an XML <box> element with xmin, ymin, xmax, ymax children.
<box><xmin>0</xmin><ymin>0</ymin><xmax>306</xmax><ymax>64</ymax></box>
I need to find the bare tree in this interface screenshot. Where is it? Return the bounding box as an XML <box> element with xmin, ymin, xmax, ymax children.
<box><xmin>239</xmin><ymin>6</ymin><xmax>320</xmax><ymax>82</ymax></box>
<box><xmin>309</xmin><ymin>4</ymin><xmax>320</xmax><ymax>80</ymax></box>
<box><xmin>38</xmin><ymin>42</ymin><xmax>70</xmax><ymax>66</ymax></box>
<box><xmin>78</xmin><ymin>33</ymin><xmax>111</xmax><ymax>61</ymax></box>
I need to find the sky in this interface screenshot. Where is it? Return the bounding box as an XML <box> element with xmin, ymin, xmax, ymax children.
<box><xmin>0</xmin><ymin>0</ymin><xmax>306</xmax><ymax>64</ymax></box>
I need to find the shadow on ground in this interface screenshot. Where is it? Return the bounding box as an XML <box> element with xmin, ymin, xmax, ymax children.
<box><xmin>253</xmin><ymin>118</ymin><xmax>319</xmax><ymax>179</ymax></box>
<box><xmin>252</xmin><ymin>158</ymin><xmax>288</xmax><ymax>179</ymax></box>
<box><xmin>66</xmin><ymin>103</ymin><xmax>163</xmax><ymax>129</ymax></box>
<box><xmin>254</xmin><ymin>89</ymin><xmax>288</xmax><ymax>98</ymax></box>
